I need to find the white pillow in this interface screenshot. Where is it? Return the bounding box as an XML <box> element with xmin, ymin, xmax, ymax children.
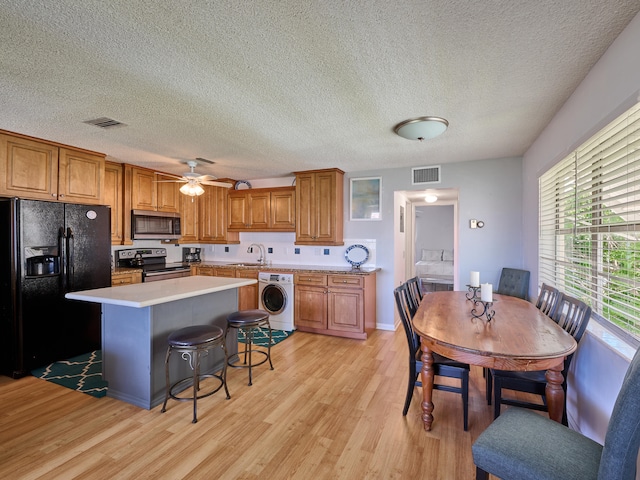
<box><xmin>421</xmin><ymin>249</ymin><xmax>442</xmax><ymax>261</ymax></box>
<box><xmin>442</xmin><ymin>250</ymin><xmax>454</xmax><ymax>261</ymax></box>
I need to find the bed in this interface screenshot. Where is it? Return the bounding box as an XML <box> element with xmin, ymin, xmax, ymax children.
<box><xmin>414</xmin><ymin>249</ymin><xmax>454</xmax><ymax>292</ymax></box>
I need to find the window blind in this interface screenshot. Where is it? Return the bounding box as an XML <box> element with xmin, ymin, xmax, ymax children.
<box><xmin>539</xmin><ymin>102</ymin><xmax>640</xmax><ymax>338</ymax></box>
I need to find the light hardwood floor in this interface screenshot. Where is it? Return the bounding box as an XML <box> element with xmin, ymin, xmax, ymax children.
<box><xmin>0</xmin><ymin>327</ymin><xmax>502</xmax><ymax>479</ymax></box>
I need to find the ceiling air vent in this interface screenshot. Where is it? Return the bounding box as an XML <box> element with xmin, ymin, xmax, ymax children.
<box><xmin>83</xmin><ymin>117</ymin><xmax>126</xmax><ymax>129</ymax></box>
<box><xmin>412</xmin><ymin>165</ymin><xmax>441</xmax><ymax>185</ymax></box>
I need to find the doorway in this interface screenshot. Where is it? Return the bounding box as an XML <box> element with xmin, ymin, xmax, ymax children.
<box><xmin>398</xmin><ymin>189</ymin><xmax>458</xmax><ymax>291</ymax></box>
<box><xmin>414</xmin><ymin>204</ymin><xmax>455</xmax><ymax>292</ymax></box>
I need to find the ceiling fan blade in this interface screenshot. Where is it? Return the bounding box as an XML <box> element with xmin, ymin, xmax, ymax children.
<box><xmin>154</xmin><ymin>171</ymin><xmax>184</xmax><ymax>180</ymax></box>
<box><xmin>196</xmin><ymin>174</ymin><xmax>218</xmax><ymax>181</ymax></box>
<box><xmin>201</xmin><ymin>180</ymin><xmax>234</xmax><ymax>188</ymax></box>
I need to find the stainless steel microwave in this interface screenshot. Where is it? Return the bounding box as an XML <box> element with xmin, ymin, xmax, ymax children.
<box><xmin>131</xmin><ymin>210</ymin><xmax>181</xmax><ymax>240</ymax></box>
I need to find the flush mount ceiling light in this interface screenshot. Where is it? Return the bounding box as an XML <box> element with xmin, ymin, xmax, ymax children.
<box><xmin>424</xmin><ymin>194</ymin><xmax>438</xmax><ymax>203</ymax></box>
<box><xmin>394</xmin><ymin>116</ymin><xmax>449</xmax><ymax>141</ymax></box>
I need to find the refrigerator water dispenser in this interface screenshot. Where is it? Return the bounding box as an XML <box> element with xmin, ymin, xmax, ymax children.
<box><xmin>27</xmin><ymin>255</ymin><xmax>59</xmax><ymax>276</ymax></box>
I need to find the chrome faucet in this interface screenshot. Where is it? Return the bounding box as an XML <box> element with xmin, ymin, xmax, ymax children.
<box><xmin>247</xmin><ymin>243</ymin><xmax>266</xmax><ymax>265</ymax></box>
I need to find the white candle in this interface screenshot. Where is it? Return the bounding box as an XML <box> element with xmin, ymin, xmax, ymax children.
<box><xmin>470</xmin><ymin>271</ymin><xmax>480</xmax><ymax>287</ymax></box>
<box><xmin>481</xmin><ymin>283</ymin><xmax>493</xmax><ymax>302</ymax></box>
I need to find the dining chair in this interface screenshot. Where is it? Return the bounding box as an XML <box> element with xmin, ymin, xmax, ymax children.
<box><xmin>535</xmin><ymin>283</ymin><xmax>560</xmax><ymax>316</ymax></box>
<box><xmin>406</xmin><ymin>276</ymin><xmax>424</xmax><ymax>305</ymax></box>
<box><xmin>485</xmin><ymin>268</ymin><xmax>532</xmax><ymax>402</ymax></box>
<box><xmin>393</xmin><ymin>283</ymin><xmax>470</xmax><ymax>430</ymax></box>
<box><xmin>473</xmin><ymin>345</ymin><xmax>640</xmax><ymax>480</ymax></box>
<box><xmin>495</xmin><ymin>268</ymin><xmax>530</xmax><ymax>300</ymax></box>
<box><xmin>490</xmin><ymin>293</ymin><xmax>592</xmax><ymax>421</ymax></box>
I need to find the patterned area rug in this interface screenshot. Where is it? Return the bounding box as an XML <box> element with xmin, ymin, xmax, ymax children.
<box><xmin>238</xmin><ymin>327</ymin><xmax>293</xmax><ymax>347</ymax></box>
<box><xmin>31</xmin><ymin>350</ymin><xmax>107</xmax><ymax>398</ymax></box>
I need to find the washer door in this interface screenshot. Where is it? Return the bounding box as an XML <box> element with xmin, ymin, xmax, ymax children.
<box><xmin>261</xmin><ymin>283</ymin><xmax>287</xmax><ymax>315</ymax></box>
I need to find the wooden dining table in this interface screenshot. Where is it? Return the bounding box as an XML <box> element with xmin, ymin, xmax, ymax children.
<box><xmin>412</xmin><ymin>291</ymin><xmax>577</xmax><ymax>431</ymax></box>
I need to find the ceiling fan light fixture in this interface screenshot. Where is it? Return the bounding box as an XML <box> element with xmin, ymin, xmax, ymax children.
<box><xmin>394</xmin><ymin>116</ymin><xmax>449</xmax><ymax>141</ymax></box>
<box><xmin>180</xmin><ymin>182</ymin><xmax>205</xmax><ymax>196</ymax></box>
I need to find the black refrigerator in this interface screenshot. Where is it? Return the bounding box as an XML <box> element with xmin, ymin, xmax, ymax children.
<box><xmin>0</xmin><ymin>198</ymin><xmax>111</xmax><ymax>378</ymax></box>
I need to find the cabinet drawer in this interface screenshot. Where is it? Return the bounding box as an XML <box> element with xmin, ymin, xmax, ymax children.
<box><xmin>213</xmin><ymin>268</ymin><xmax>236</xmax><ymax>278</ymax></box>
<box><xmin>236</xmin><ymin>269</ymin><xmax>259</xmax><ymax>279</ymax></box>
<box><xmin>294</xmin><ymin>273</ymin><xmax>327</xmax><ymax>286</ymax></box>
<box><xmin>328</xmin><ymin>275</ymin><xmax>364</xmax><ymax>288</ymax></box>
<box><xmin>111</xmin><ymin>272</ymin><xmax>142</xmax><ymax>285</ymax></box>
<box><xmin>194</xmin><ymin>266</ymin><xmax>214</xmax><ymax>276</ymax></box>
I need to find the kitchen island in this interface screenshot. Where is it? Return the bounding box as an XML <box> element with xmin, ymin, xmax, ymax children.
<box><xmin>66</xmin><ymin>275</ymin><xmax>256</xmax><ymax>409</ymax></box>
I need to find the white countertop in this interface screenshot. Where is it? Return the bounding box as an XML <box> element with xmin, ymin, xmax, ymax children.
<box><xmin>65</xmin><ymin>275</ymin><xmax>256</xmax><ymax>308</ymax></box>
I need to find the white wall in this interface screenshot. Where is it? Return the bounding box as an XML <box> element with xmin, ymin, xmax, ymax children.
<box><xmin>415</xmin><ymin>205</ymin><xmax>454</xmax><ymax>259</ymax></box>
<box><xmin>522</xmin><ymin>11</ymin><xmax>640</xmax><ymax>442</ymax></box>
<box><xmin>345</xmin><ymin>156</ymin><xmax>523</xmax><ymax>330</ymax></box>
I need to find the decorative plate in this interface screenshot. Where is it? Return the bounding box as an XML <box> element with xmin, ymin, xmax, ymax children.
<box><xmin>345</xmin><ymin>244</ymin><xmax>369</xmax><ymax>268</ymax></box>
<box><xmin>234</xmin><ymin>180</ymin><xmax>252</xmax><ymax>190</ymax></box>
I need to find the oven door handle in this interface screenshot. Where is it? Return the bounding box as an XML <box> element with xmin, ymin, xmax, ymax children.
<box><xmin>144</xmin><ymin>269</ymin><xmax>191</xmax><ymax>278</ymax></box>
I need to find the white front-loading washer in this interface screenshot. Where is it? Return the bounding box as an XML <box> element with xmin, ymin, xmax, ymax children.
<box><xmin>258</xmin><ymin>272</ymin><xmax>295</xmax><ymax>331</ymax></box>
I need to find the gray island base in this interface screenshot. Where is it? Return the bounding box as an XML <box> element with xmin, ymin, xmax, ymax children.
<box><xmin>66</xmin><ymin>276</ymin><xmax>256</xmax><ymax>409</ymax></box>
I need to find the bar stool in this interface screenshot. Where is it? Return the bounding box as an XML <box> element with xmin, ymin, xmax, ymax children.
<box><xmin>161</xmin><ymin>324</ymin><xmax>230</xmax><ymax>423</ymax></box>
<box><xmin>226</xmin><ymin>309</ymin><xmax>274</xmax><ymax>386</ymax></box>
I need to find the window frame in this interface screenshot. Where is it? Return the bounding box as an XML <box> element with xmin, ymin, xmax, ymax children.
<box><xmin>539</xmin><ymin>102</ymin><xmax>640</xmax><ymax>346</ymax></box>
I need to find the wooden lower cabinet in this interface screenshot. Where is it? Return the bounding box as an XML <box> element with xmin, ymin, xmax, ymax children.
<box><xmin>191</xmin><ymin>266</ymin><xmax>256</xmax><ymax>310</ymax></box>
<box><xmin>294</xmin><ymin>272</ymin><xmax>376</xmax><ymax>340</ymax></box>
<box><xmin>237</xmin><ymin>269</ymin><xmax>259</xmax><ymax>311</ymax></box>
<box><xmin>111</xmin><ymin>271</ymin><xmax>142</xmax><ymax>286</ymax></box>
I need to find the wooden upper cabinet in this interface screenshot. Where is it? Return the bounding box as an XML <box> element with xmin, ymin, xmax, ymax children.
<box><xmin>57</xmin><ymin>148</ymin><xmax>105</xmax><ymax>204</ymax></box>
<box><xmin>129</xmin><ymin>166</ymin><xmax>179</xmax><ymax>213</ymax></box>
<box><xmin>179</xmin><ymin>184</ymin><xmax>239</xmax><ymax>244</ymax></box>
<box><xmin>178</xmin><ymin>193</ymin><xmax>199</xmax><ymax>243</ymax></box>
<box><xmin>227</xmin><ymin>190</ymin><xmax>269</xmax><ymax>230</ymax></box>
<box><xmin>156</xmin><ymin>173</ymin><xmax>180</xmax><ymax>212</ymax></box>
<box><xmin>271</xmin><ymin>187</ymin><xmax>296</xmax><ymax>230</ymax></box>
<box><xmin>227</xmin><ymin>187</ymin><xmax>295</xmax><ymax>232</ymax></box>
<box><xmin>294</xmin><ymin>168</ymin><xmax>344</xmax><ymax>245</ymax></box>
<box><xmin>0</xmin><ymin>130</ymin><xmax>105</xmax><ymax>204</ymax></box>
<box><xmin>104</xmin><ymin>161</ymin><xmax>124</xmax><ymax>244</ymax></box>
<box><xmin>130</xmin><ymin>166</ymin><xmax>157</xmax><ymax>211</ymax></box>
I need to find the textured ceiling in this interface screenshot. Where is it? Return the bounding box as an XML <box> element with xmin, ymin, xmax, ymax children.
<box><xmin>1</xmin><ymin>1</ymin><xmax>639</xmax><ymax>181</ymax></box>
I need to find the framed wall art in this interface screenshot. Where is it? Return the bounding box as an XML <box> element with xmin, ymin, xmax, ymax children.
<box><xmin>350</xmin><ymin>177</ymin><xmax>381</xmax><ymax>221</ymax></box>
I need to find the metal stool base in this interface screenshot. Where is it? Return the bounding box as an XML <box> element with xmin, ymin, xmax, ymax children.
<box><xmin>226</xmin><ymin>310</ymin><xmax>274</xmax><ymax>386</ymax></box>
<box><xmin>161</xmin><ymin>327</ymin><xmax>230</xmax><ymax>423</ymax></box>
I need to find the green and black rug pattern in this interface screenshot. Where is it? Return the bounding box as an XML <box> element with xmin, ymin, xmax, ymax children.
<box><xmin>238</xmin><ymin>327</ymin><xmax>293</xmax><ymax>347</ymax></box>
<box><xmin>31</xmin><ymin>350</ymin><xmax>107</xmax><ymax>398</ymax></box>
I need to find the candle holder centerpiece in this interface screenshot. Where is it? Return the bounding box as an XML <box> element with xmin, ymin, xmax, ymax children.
<box><xmin>471</xmin><ymin>283</ymin><xmax>495</xmax><ymax>321</ymax></box>
<box><xmin>472</xmin><ymin>298</ymin><xmax>496</xmax><ymax>321</ymax></box>
<box><xmin>466</xmin><ymin>285</ymin><xmax>481</xmax><ymax>300</ymax></box>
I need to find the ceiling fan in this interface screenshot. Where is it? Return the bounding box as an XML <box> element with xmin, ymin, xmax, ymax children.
<box><xmin>156</xmin><ymin>159</ymin><xmax>233</xmax><ymax>196</ymax></box>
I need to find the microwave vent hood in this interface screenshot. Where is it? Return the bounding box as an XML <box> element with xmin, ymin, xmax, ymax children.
<box><xmin>131</xmin><ymin>210</ymin><xmax>181</xmax><ymax>240</ymax></box>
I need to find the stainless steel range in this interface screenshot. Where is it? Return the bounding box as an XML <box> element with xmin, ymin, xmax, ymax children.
<box><xmin>116</xmin><ymin>248</ymin><xmax>191</xmax><ymax>282</ymax></box>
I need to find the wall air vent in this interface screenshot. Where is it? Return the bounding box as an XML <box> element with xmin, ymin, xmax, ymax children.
<box><xmin>83</xmin><ymin>117</ymin><xmax>126</xmax><ymax>129</ymax></box>
<box><xmin>412</xmin><ymin>165</ymin><xmax>441</xmax><ymax>185</ymax></box>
